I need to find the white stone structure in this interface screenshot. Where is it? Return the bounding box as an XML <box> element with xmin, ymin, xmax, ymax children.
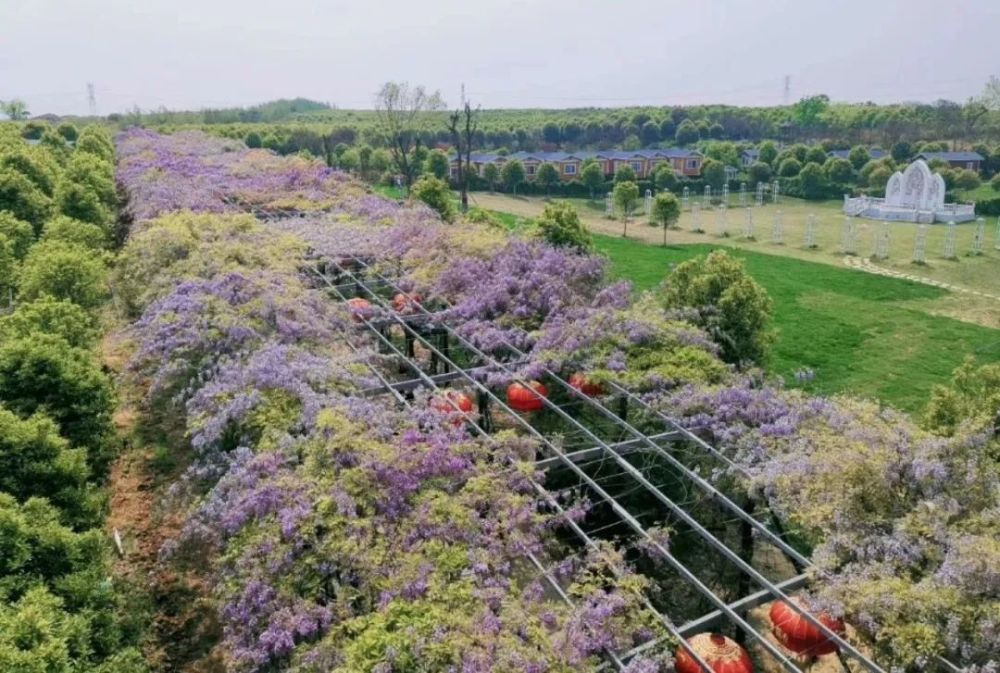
<box><xmin>843</xmin><ymin>160</ymin><xmax>975</xmax><ymax>223</ymax></box>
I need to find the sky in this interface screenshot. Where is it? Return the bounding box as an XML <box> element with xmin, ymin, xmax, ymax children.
<box><xmin>2</xmin><ymin>0</ymin><xmax>998</xmax><ymax>116</ymax></box>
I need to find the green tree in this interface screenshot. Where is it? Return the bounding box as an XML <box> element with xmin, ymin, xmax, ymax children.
<box><xmin>653</xmin><ymin>164</ymin><xmax>679</xmax><ymax>193</ymax></box>
<box><xmin>0</xmin><ymin>335</ymin><xmax>115</xmax><ymax>470</ymax></box>
<box><xmin>652</xmin><ymin>192</ymin><xmax>681</xmax><ymax>246</ymax></box>
<box><xmin>39</xmin><ymin>130</ymin><xmax>71</xmax><ymax>165</ymax></box>
<box><xmin>501</xmin><ymin>159</ymin><xmax>525</xmax><ymax>195</ymax></box>
<box><xmin>535</xmin><ymin>162</ymin><xmax>560</xmax><ymax>196</ymax></box>
<box><xmin>954</xmin><ymin>169</ymin><xmax>981</xmax><ymax>190</ymax></box>
<box><xmin>614</xmin><ymin>164</ymin><xmax>636</xmax><ymax>184</ymax></box>
<box><xmin>56</xmin><ymin>124</ymin><xmax>78</xmax><ymax>143</ymax></box>
<box><xmin>18</xmin><ymin>240</ymin><xmax>107</xmax><ymax>309</ymax></box>
<box><xmin>675</xmin><ymin>119</ymin><xmax>700</xmax><ymax>145</ymax></box>
<box><xmin>1</xmin><ymin>99</ymin><xmax>29</xmax><ymax>120</ymax></box>
<box><xmin>824</xmin><ymin>157</ymin><xmax>854</xmax><ymax>184</ymax></box>
<box><xmin>778</xmin><ymin>157</ymin><xmax>802</xmax><ymax>178</ymax></box>
<box><xmin>791</xmin><ymin>94</ymin><xmax>830</xmax><ymax>129</ymax></box>
<box><xmin>704</xmin><ymin>142</ymin><xmax>739</xmax><ymax>167</ymax></box>
<box><xmin>622</xmin><ymin>134</ymin><xmax>641</xmax><ymax>151</ymax></box>
<box><xmin>542</xmin><ymin>122</ymin><xmax>561</xmax><ymax>144</ymax></box>
<box><xmin>701</xmin><ymin>158</ymin><xmax>726</xmax><ymax>190</ymax></box>
<box><xmin>0</xmin><ymin>211</ymin><xmax>34</xmax><ymax>260</ymax></box>
<box><xmin>805</xmin><ymin>146</ymin><xmax>828</xmax><ymax>165</ymax></box>
<box><xmin>54</xmin><ymin>178</ymin><xmax>110</xmax><ymax>228</ymax></box>
<box><xmin>1</xmin><ymin>148</ymin><xmax>61</xmax><ymax>197</ymax></box>
<box><xmin>868</xmin><ymin>165</ymin><xmax>893</xmax><ymax>189</ymax></box>
<box><xmin>63</xmin><ymin>151</ymin><xmax>115</xmax><ymax>209</ymax></box>
<box><xmin>659</xmin><ymin>250</ymin><xmax>772</xmax><ymax>365</ymax></box>
<box><xmin>0</xmin><ymin>168</ymin><xmax>52</xmax><ymax>232</ymax></box>
<box><xmin>890</xmin><ymin>141</ymin><xmax>912</xmax><ymax>163</ymax></box>
<box><xmin>357</xmin><ymin>144</ymin><xmax>373</xmax><ymax>177</ymax></box>
<box><xmin>613</xmin><ymin>180</ymin><xmax>640</xmax><ymax>237</ymax></box>
<box><xmin>410</xmin><ymin>176</ymin><xmax>456</xmax><ymax>222</ymax></box>
<box><xmin>0</xmin><ymin>296</ymin><xmax>97</xmax><ymax>349</ymax></box>
<box><xmin>798</xmin><ymin>161</ymin><xmax>827</xmax><ymax>199</ymax></box>
<box><xmin>482</xmin><ymin>162</ymin><xmax>500</xmax><ymax>192</ymax></box>
<box><xmin>757</xmin><ymin>141</ymin><xmax>778</xmax><ymax>166</ymax></box>
<box><xmin>74</xmin><ymin>126</ymin><xmax>115</xmax><ymax>162</ymax></box>
<box><xmin>991</xmin><ymin>173</ymin><xmax>1000</xmax><ymax>192</ymax></box>
<box><xmin>245</xmin><ymin>131</ymin><xmax>262</xmax><ymax>148</ymax></box>
<box><xmin>847</xmin><ymin>146</ymin><xmax>871</xmax><ymax>170</ymax></box>
<box><xmin>640</xmin><ymin>121</ymin><xmax>661</xmax><ymax>146</ymax></box>
<box><xmin>923</xmin><ymin>357</ymin><xmax>1000</xmax><ymax>439</ymax></box>
<box><xmin>748</xmin><ymin>161</ymin><xmax>772</xmax><ymax>185</ymax></box>
<box><xmin>338</xmin><ymin>148</ymin><xmax>360</xmax><ymax>172</ymax></box>
<box><xmin>581</xmin><ymin>160</ymin><xmax>605</xmax><ymax>199</ymax></box>
<box><xmin>424</xmin><ymin>149</ymin><xmax>450</xmax><ymax>180</ymax></box>
<box><xmin>860</xmin><ymin>157</ymin><xmax>895</xmax><ymax>184</ymax></box>
<box><xmin>0</xmin><ymin>234</ymin><xmax>14</xmax><ymax>299</ymax></box>
<box><xmin>373</xmin><ymin>81</ymin><xmax>445</xmax><ymax>188</ymax></box>
<box><xmin>0</xmin><ymin>406</ymin><xmax>99</xmax><ymax>527</ymax></box>
<box><xmin>980</xmin><ymin>74</ymin><xmax>1000</xmax><ymax>111</ymax></box>
<box><xmin>371</xmin><ymin>148</ymin><xmax>391</xmax><ymax>175</ymax></box>
<box><xmin>532</xmin><ymin>202</ymin><xmax>592</xmax><ymax>251</ymax></box>
<box><xmin>41</xmin><ymin>215</ymin><xmax>108</xmax><ymax>250</ymax></box>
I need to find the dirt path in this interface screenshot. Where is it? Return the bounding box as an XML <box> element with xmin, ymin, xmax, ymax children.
<box><xmin>101</xmin><ymin>328</ymin><xmax>224</xmax><ymax>673</ymax></box>
<box><xmin>843</xmin><ymin>255</ymin><xmax>1000</xmax><ymax>304</ymax></box>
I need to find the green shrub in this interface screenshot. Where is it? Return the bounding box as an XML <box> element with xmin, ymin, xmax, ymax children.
<box><xmin>0</xmin><ymin>167</ymin><xmax>52</xmax><ymax>232</ymax></box>
<box><xmin>0</xmin><ymin>335</ymin><xmax>115</xmax><ymax>472</ymax></box>
<box><xmin>0</xmin><ymin>211</ymin><xmax>34</xmax><ymax>260</ymax></box>
<box><xmin>531</xmin><ymin>202</ymin><xmax>592</xmax><ymax>251</ymax></box>
<box><xmin>0</xmin><ymin>148</ymin><xmax>61</xmax><ymax>197</ymax></box>
<box><xmin>0</xmin><ymin>406</ymin><xmax>100</xmax><ymax>527</ymax></box>
<box><xmin>41</xmin><ymin>215</ymin><xmax>108</xmax><ymax>250</ymax></box>
<box><xmin>0</xmin><ymin>296</ymin><xmax>99</xmax><ymax>349</ymax></box>
<box><xmin>410</xmin><ymin>175</ymin><xmax>456</xmax><ymax>223</ymax></box>
<box><xmin>18</xmin><ymin>240</ymin><xmax>107</xmax><ymax>308</ymax></box>
<box><xmin>659</xmin><ymin>250</ymin><xmax>773</xmax><ymax>365</ymax></box>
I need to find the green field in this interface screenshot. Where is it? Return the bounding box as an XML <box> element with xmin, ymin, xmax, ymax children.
<box><xmin>588</xmin><ymin>236</ymin><xmax>999</xmax><ymax>412</ymax></box>
<box><xmin>472</xmin><ymin>192</ymin><xmax>1000</xmax><ymax>327</ymax></box>
<box><xmin>487</xmin><ymin>199</ymin><xmax>999</xmax><ymax>410</ymax></box>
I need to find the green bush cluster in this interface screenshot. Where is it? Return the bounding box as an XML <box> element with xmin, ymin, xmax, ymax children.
<box><xmin>0</xmin><ymin>122</ymin><xmax>149</xmax><ymax>672</ymax></box>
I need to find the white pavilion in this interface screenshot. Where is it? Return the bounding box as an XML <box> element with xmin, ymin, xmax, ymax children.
<box><xmin>843</xmin><ymin>159</ymin><xmax>975</xmax><ymax>223</ymax></box>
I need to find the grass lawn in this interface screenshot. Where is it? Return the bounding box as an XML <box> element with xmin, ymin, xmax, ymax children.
<box><xmin>470</xmin><ymin>192</ymin><xmax>1000</xmax><ymax>327</ymax></box>
<box><xmin>589</xmin><ymin>236</ymin><xmax>1000</xmax><ymax>413</ymax></box>
<box><xmin>372</xmin><ymin>184</ymin><xmax>406</xmax><ymax>199</ymax></box>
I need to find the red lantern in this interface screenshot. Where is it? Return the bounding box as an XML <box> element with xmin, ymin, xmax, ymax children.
<box><xmin>506</xmin><ymin>381</ymin><xmax>548</xmax><ymax>412</ymax></box>
<box><xmin>334</xmin><ymin>256</ymin><xmax>359</xmax><ymax>271</ymax></box>
<box><xmin>675</xmin><ymin>633</ymin><xmax>753</xmax><ymax>673</ymax></box>
<box><xmin>392</xmin><ymin>292</ymin><xmax>422</xmax><ymax>313</ymax></box>
<box><xmin>431</xmin><ymin>391</ymin><xmax>474</xmax><ymax>425</ymax></box>
<box><xmin>770</xmin><ymin>598</ymin><xmax>845</xmax><ymax>656</ymax></box>
<box><xmin>346</xmin><ymin>297</ymin><xmax>372</xmax><ymax>322</ymax></box>
<box><xmin>568</xmin><ymin>372</ymin><xmax>604</xmax><ymax>397</ymax></box>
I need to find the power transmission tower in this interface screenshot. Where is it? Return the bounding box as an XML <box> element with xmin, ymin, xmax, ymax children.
<box><xmin>87</xmin><ymin>82</ymin><xmax>97</xmax><ymax>116</ymax></box>
<box><xmin>783</xmin><ymin>75</ymin><xmax>790</xmax><ymax>106</ymax></box>
<box><xmin>460</xmin><ymin>82</ymin><xmax>466</xmax><ymax>107</ymax></box>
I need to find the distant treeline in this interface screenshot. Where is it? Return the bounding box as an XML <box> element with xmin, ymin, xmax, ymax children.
<box><xmin>120</xmin><ymin>95</ymin><xmax>1000</xmax><ymax>150</ymax></box>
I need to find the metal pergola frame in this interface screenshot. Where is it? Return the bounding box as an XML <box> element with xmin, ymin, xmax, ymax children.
<box><xmin>281</xmin><ymin>237</ymin><xmax>955</xmax><ymax>673</ymax></box>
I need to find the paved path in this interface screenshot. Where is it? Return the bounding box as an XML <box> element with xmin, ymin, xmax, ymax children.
<box><xmin>842</xmin><ymin>255</ymin><xmax>1000</xmax><ymax>303</ymax></box>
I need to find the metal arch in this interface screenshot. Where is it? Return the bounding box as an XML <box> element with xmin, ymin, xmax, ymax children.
<box><xmin>310</xmin><ymin>267</ymin><xmax>706</xmax><ymax>673</ymax></box>
<box><xmin>336</xmin><ymin>254</ymin><xmax>888</xmax><ymax>672</ymax></box>
<box><xmin>311</xmin><ymin>263</ymin><xmax>817</xmax><ymax>673</ymax></box>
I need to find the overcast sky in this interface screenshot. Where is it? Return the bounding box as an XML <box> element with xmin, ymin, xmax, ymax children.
<box><xmin>2</xmin><ymin>0</ymin><xmax>998</xmax><ymax>116</ymax></box>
